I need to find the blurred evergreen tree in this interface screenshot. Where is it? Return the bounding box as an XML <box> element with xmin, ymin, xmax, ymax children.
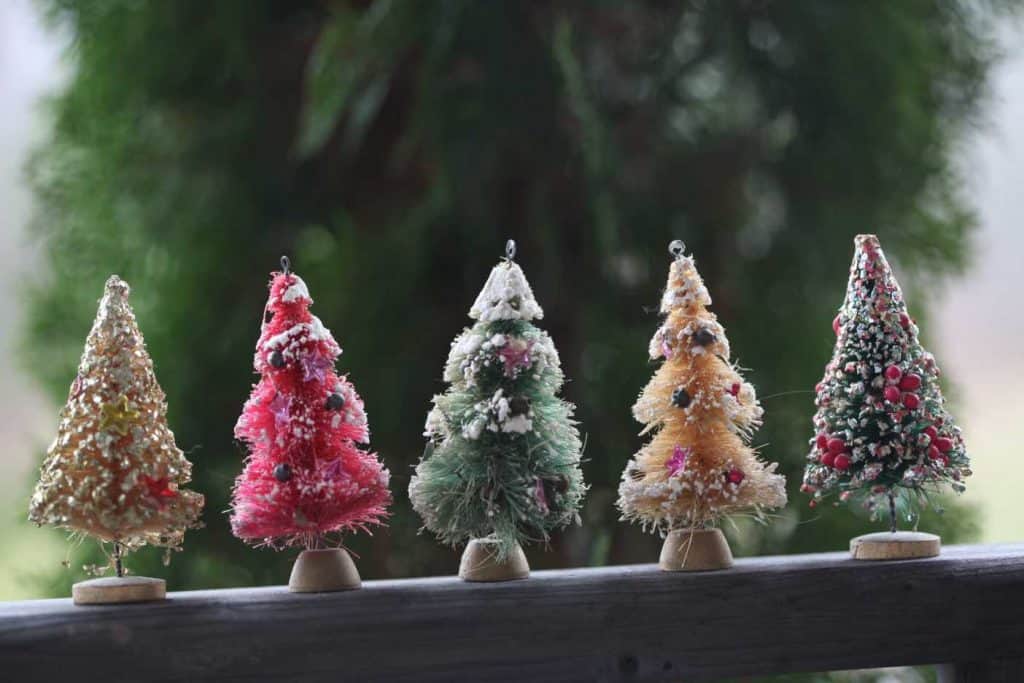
<box><xmin>24</xmin><ymin>0</ymin><xmax>1009</xmax><ymax>594</ymax></box>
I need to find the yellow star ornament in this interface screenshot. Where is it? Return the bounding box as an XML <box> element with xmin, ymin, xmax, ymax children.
<box><xmin>99</xmin><ymin>396</ymin><xmax>140</xmax><ymax>436</ymax></box>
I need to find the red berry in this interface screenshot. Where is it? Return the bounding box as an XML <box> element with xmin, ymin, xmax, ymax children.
<box><xmin>928</xmin><ymin>445</ymin><xmax>941</xmax><ymax>460</ymax></box>
<box><xmin>899</xmin><ymin>373</ymin><xmax>921</xmax><ymax>391</ymax></box>
<box><xmin>935</xmin><ymin>437</ymin><xmax>953</xmax><ymax>453</ymax></box>
<box><xmin>816</xmin><ymin>434</ymin><xmax>829</xmax><ymax>451</ymax></box>
<box><xmin>833</xmin><ymin>315</ymin><xmax>842</xmax><ymax>335</ymax></box>
<box><xmin>902</xmin><ymin>393</ymin><xmax>920</xmax><ymax>410</ymax></box>
<box><xmin>809</xmin><ymin>500</ymin><xmax>818</xmax><ymax>509</ymax></box>
<box><xmin>923</xmin><ymin>426</ymin><xmax>938</xmax><ymax>441</ymax></box>
<box><xmin>884</xmin><ymin>365</ymin><xmax>902</xmax><ymax>382</ymax></box>
<box><xmin>827</xmin><ymin>437</ymin><xmax>845</xmax><ymax>454</ymax></box>
<box><xmin>729</xmin><ymin>382</ymin><xmax>741</xmax><ymax>397</ymax></box>
<box><xmin>821</xmin><ymin>452</ymin><xmax>836</xmax><ymax>467</ymax></box>
<box><xmin>899</xmin><ymin>313</ymin><xmax>911</xmax><ymax>329</ymax></box>
<box><xmin>833</xmin><ymin>453</ymin><xmax>851</xmax><ymax>470</ymax></box>
<box><xmin>883</xmin><ymin>386</ymin><xmax>900</xmax><ymax>403</ymax></box>
<box><xmin>726</xmin><ymin>468</ymin><xmax>745</xmax><ymax>484</ymax></box>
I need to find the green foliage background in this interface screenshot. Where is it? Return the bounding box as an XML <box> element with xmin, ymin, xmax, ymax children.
<box><xmin>21</xmin><ymin>0</ymin><xmax>1012</xmax><ymax>600</ymax></box>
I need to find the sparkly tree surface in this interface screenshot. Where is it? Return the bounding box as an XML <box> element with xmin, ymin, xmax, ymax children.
<box><xmin>29</xmin><ymin>276</ymin><xmax>204</xmax><ymax>564</ymax></box>
<box><xmin>409</xmin><ymin>254</ymin><xmax>586</xmax><ymax>560</ymax></box>
<box><xmin>230</xmin><ymin>266</ymin><xmax>390</xmax><ymax>548</ymax></box>
<box><xmin>801</xmin><ymin>235</ymin><xmax>970</xmax><ymax>521</ymax></box>
<box><xmin>617</xmin><ymin>246</ymin><xmax>787</xmax><ymax>533</ymax></box>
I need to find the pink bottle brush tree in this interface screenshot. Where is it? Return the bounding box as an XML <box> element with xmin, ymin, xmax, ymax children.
<box><xmin>231</xmin><ymin>257</ymin><xmax>390</xmax><ymax>591</ymax></box>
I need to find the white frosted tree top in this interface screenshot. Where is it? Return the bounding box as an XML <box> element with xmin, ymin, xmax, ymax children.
<box><xmin>660</xmin><ymin>255</ymin><xmax>711</xmax><ymax>313</ymax></box>
<box><xmin>469</xmin><ymin>260</ymin><xmax>544</xmax><ymax>322</ymax></box>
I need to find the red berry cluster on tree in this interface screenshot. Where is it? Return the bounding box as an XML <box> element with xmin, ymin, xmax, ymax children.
<box><xmin>802</xmin><ymin>235</ymin><xmax>970</xmax><ymax>517</ymax></box>
<box><xmin>230</xmin><ymin>264</ymin><xmax>390</xmax><ymax>548</ymax></box>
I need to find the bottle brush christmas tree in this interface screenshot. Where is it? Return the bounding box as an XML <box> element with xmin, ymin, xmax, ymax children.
<box><xmin>230</xmin><ymin>258</ymin><xmax>391</xmax><ymax>591</ymax></box>
<box><xmin>29</xmin><ymin>275</ymin><xmax>204</xmax><ymax>604</ymax></box>
<box><xmin>409</xmin><ymin>241</ymin><xmax>586</xmax><ymax>581</ymax></box>
<box><xmin>617</xmin><ymin>241</ymin><xmax>787</xmax><ymax>571</ymax></box>
<box><xmin>802</xmin><ymin>234</ymin><xmax>970</xmax><ymax>560</ymax></box>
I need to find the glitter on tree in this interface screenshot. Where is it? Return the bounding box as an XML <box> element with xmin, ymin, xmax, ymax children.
<box><xmin>617</xmin><ymin>242</ymin><xmax>786</xmax><ymax>570</ymax></box>
<box><xmin>802</xmin><ymin>235</ymin><xmax>971</xmax><ymax>529</ymax></box>
<box><xmin>230</xmin><ymin>260</ymin><xmax>390</xmax><ymax>554</ymax></box>
<box><xmin>409</xmin><ymin>241</ymin><xmax>586</xmax><ymax>578</ymax></box>
<box><xmin>29</xmin><ymin>276</ymin><xmax>204</xmax><ymax>589</ymax></box>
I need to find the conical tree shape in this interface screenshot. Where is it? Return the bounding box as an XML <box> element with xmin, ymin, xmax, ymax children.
<box><xmin>409</xmin><ymin>249</ymin><xmax>586</xmax><ymax>560</ymax></box>
<box><xmin>29</xmin><ymin>275</ymin><xmax>203</xmax><ymax>558</ymax></box>
<box><xmin>618</xmin><ymin>244</ymin><xmax>786</xmax><ymax>532</ymax></box>
<box><xmin>230</xmin><ymin>265</ymin><xmax>390</xmax><ymax>548</ymax></box>
<box><xmin>802</xmin><ymin>235</ymin><xmax>970</xmax><ymax>518</ymax></box>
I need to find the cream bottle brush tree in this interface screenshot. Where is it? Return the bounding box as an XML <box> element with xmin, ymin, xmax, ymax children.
<box><xmin>617</xmin><ymin>241</ymin><xmax>787</xmax><ymax>571</ymax></box>
<box><xmin>29</xmin><ymin>275</ymin><xmax>204</xmax><ymax>604</ymax></box>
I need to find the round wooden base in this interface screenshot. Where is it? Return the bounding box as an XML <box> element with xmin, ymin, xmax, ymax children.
<box><xmin>288</xmin><ymin>548</ymin><xmax>361</xmax><ymax>593</ymax></box>
<box><xmin>850</xmin><ymin>531</ymin><xmax>941</xmax><ymax>560</ymax></box>
<box><xmin>659</xmin><ymin>528</ymin><xmax>734</xmax><ymax>572</ymax></box>
<box><xmin>459</xmin><ymin>539</ymin><xmax>529</xmax><ymax>582</ymax></box>
<box><xmin>72</xmin><ymin>576</ymin><xmax>166</xmax><ymax>605</ymax></box>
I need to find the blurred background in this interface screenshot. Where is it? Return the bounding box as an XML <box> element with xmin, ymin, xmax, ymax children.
<box><xmin>1</xmin><ymin>0</ymin><xmax>1022</xmax><ymax>634</ymax></box>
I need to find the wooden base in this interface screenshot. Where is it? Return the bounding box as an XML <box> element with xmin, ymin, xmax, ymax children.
<box><xmin>850</xmin><ymin>531</ymin><xmax>941</xmax><ymax>560</ymax></box>
<box><xmin>72</xmin><ymin>576</ymin><xmax>166</xmax><ymax>605</ymax></box>
<box><xmin>659</xmin><ymin>528</ymin><xmax>734</xmax><ymax>572</ymax></box>
<box><xmin>288</xmin><ymin>549</ymin><xmax>361</xmax><ymax>593</ymax></box>
<box><xmin>459</xmin><ymin>539</ymin><xmax>530</xmax><ymax>582</ymax></box>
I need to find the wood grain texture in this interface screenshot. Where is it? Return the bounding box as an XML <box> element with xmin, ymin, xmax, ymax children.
<box><xmin>850</xmin><ymin>531</ymin><xmax>941</xmax><ymax>560</ymax></box>
<box><xmin>71</xmin><ymin>576</ymin><xmax>165</xmax><ymax>605</ymax></box>
<box><xmin>2</xmin><ymin>544</ymin><xmax>1022</xmax><ymax>682</ymax></box>
<box><xmin>658</xmin><ymin>528</ymin><xmax>733</xmax><ymax>571</ymax></box>
<box><xmin>288</xmin><ymin>549</ymin><xmax>361</xmax><ymax>593</ymax></box>
<box><xmin>458</xmin><ymin>539</ymin><xmax>530</xmax><ymax>582</ymax></box>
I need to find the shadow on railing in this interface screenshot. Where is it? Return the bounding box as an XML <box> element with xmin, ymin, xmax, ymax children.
<box><xmin>1</xmin><ymin>544</ymin><xmax>1022</xmax><ymax>682</ymax></box>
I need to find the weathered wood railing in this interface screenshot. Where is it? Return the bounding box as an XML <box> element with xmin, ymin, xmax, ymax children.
<box><xmin>1</xmin><ymin>544</ymin><xmax>1022</xmax><ymax>682</ymax></box>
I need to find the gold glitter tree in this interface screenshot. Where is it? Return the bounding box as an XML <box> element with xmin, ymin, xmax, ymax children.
<box><xmin>29</xmin><ymin>275</ymin><xmax>203</xmax><ymax>581</ymax></box>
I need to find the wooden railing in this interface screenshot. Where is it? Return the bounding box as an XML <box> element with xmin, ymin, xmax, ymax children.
<box><xmin>1</xmin><ymin>544</ymin><xmax>1022</xmax><ymax>682</ymax></box>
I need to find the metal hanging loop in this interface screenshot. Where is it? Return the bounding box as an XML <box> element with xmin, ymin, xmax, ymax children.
<box><xmin>280</xmin><ymin>255</ymin><xmax>291</xmax><ymax>275</ymax></box>
<box><xmin>669</xmin><ymin>240</ymin><xmax>686</xmax><ymax>259</ymax></box>
<box><xmin>505</xmin><ymin>239</ymin><xmax>517</xmax><ymax>262</ymax></box>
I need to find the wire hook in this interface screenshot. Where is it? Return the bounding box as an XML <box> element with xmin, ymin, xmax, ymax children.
<box><xmin>280</xmin><ymin>255</ymin><xmax>291</xmax><ymax>275</ymax></box>
<box><xmin>505</xmin><ymin>239</ymin><xmax>516</xmax><ymax>262</ymax></box>
<box><xmin>669</xmin><ymin>240</ymin><xmax>686</xmax><ymax>259</ymax></box>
